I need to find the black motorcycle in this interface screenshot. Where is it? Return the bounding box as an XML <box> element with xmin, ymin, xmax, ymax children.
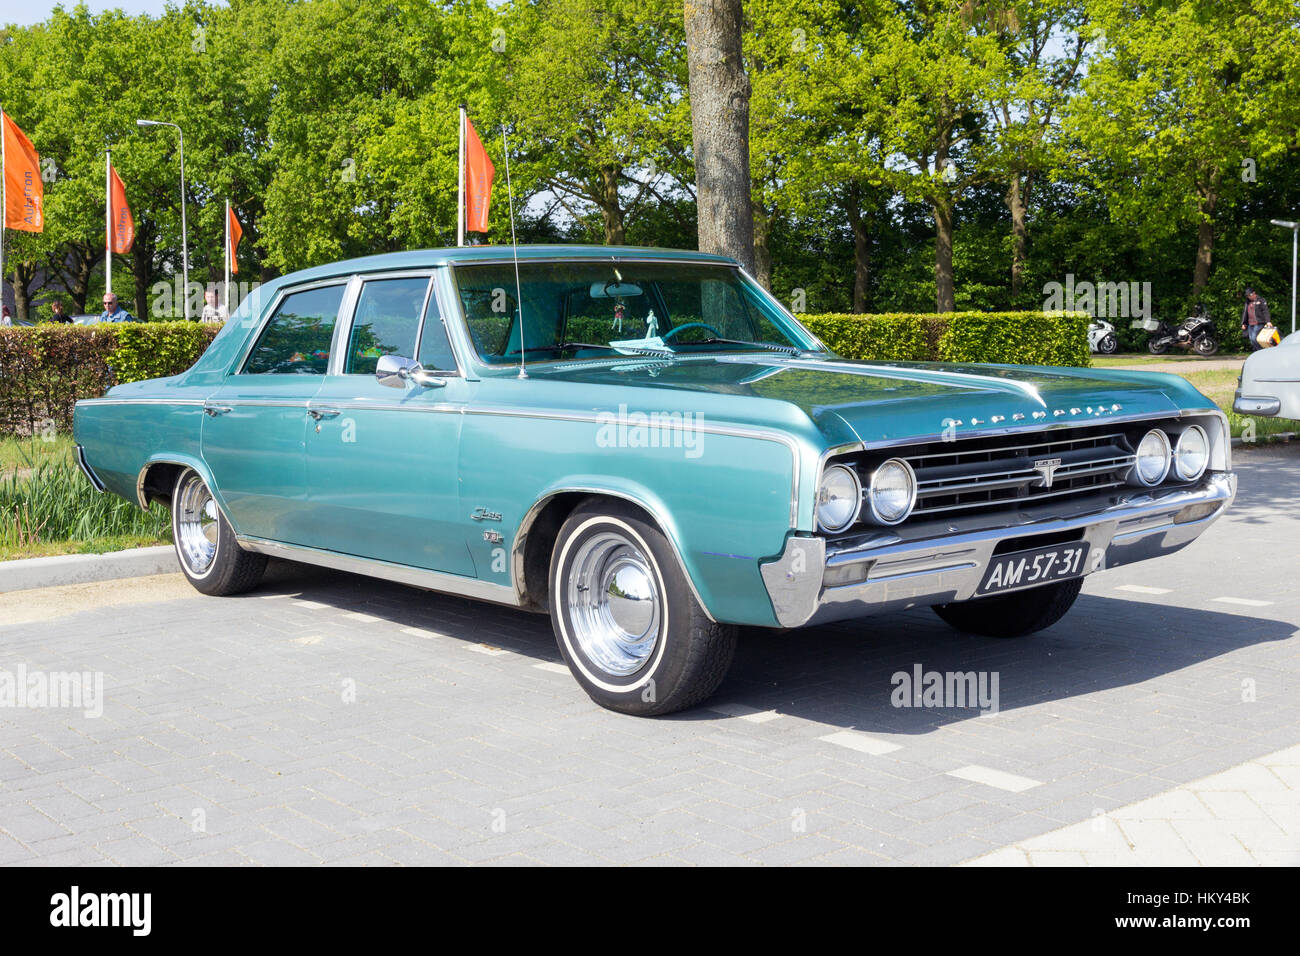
<box><xmin>1146</xmin><ymin>305</ymin><xmax>1219</xmax><ymax>356</ymax></box>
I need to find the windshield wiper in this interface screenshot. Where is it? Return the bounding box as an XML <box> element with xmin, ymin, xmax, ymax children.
<box><xmin>691</xmin><ymin>338</ymin><xmax>805</xmax><ymax>356</ymax></box>
<box><xmin>504</xmin><ymin>342</ymin><xmax>618</xmax><ymax>356</ymax></box>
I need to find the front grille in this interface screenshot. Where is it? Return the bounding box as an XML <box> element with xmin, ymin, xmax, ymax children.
<box><xmin>836</xmin><ymin>422</ymin><xmax>1157</xmax><ymax>529</ymax></box>
<box><xmin>904</xmin><ymin>430</ymin><xmax>1134</xmax><ymax>517</ymax></box>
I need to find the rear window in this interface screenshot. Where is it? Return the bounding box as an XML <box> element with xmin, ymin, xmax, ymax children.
<box><xmin>244</xmin><ymin>285</ymin><xmax>346</xmax><ymax>374</ymax></box>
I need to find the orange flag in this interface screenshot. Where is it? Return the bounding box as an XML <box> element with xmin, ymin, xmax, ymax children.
<box><xmin>108</xmin><ymin>164</ymin><xmax>134</xmax><ymax>253</ymax></box>
<box><xmin>464</xmin><ymin>118</ymin><xmax>494</xmax><ymax>233</ymax></box>
<box><xmin>2</xmin><ymin>112</ymin><xmax>44</xmax><ymax>232</ymax></box>
<box><xmin>227</xmin><ymin>205</ymin><xmax>243</xmax><ymax>274</ymax></box>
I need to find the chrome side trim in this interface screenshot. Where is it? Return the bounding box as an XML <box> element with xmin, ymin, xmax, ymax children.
<box><xmin>235</xmin><ymin>536</ymin><xmax>522</xmax><ymax>608</ymax></box>
<box><xmin>75</xmin><ymin>445</ymin><xmax>105</xmax><ymax>493</ymax></box>
<box><xmin>511</xmin><ymin>487</ymin><xmax>720</xmax><ymax>623</ymax></box>
<box><xmin>76</xmin><ymin>398</ymin><xmax>207</xmax><ymax>407</ymax></box>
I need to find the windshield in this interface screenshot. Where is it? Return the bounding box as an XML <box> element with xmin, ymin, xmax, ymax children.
<box><xmin>451</xmin><ymin>260</ymin><xmax>818</xmax><ymax>365</ymax></box>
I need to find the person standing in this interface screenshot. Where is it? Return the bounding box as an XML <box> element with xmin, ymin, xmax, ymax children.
<box><xmin>0</xmin><ymin>306</ymin><xmax>11</xmax><ymax>326</ymax></box>
<box><xmin>49</xmin><ymin>300</ymin><xmax>72</xmax><ymax>323</ymax></box>
<box><xmin>1241</xmin><ymin>287</ymin><xmax>1271</xmax><ymax>351</ymax></box>
<box><xmin>200</xmin><ymin>288</ymin><xmax>228</xmax><ymax>324</ymax></box>
<box><xmin>99</xmin><ymin>292</ymin><xmax>137</xmax><ymax>323</ymax></box>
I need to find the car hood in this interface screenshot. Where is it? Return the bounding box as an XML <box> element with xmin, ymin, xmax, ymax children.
<box><xmin>527</xmin><ymin>355</ymin><xmax>1209</xmax><ymax>445</ymax></box>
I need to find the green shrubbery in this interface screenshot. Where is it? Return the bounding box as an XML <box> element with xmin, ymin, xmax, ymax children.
<box><xmin>801</xmin><ymin>311</ymin><xmax>1091</xmax><ymax>367</ymax></box>
<box><xmin>0</xmin><ymin>322</ymin><xmax>221</xmax><ymax>437</ymax></box>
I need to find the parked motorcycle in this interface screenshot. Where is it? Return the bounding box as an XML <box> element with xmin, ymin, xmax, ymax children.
<box><xmin>1144</xmin><ymin>306</ymin><xmax>1218</xmax><ymax>356</ymax></box>
<box><xmin>1087</xmin><ymin>318</ymin><xmax>1119</xmax><ymax>354</ymax></box>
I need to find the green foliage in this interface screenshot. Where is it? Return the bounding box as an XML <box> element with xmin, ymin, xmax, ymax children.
<box><xmin>0</xmin><ymin>323</ymin><xmax>221</xmax><ymax>436</ymax></box>
<box><xmin>0</xmin><ymin>438</ymin><xmax>170</xmax><ymax>554</ymax></box>
<box><xmin>802</xmin><ymin>311</ymin><xmax>1091</xmax><ymax>367</ymax></box>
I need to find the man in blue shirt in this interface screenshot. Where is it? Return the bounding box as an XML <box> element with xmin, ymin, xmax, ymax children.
<box><xmin>99</xmin><ymin>292</ymin><xmax>137</xmax><ymax>323</ymax></box>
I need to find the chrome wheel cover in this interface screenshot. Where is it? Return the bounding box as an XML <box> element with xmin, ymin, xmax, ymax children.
<box><xmin>175</xmin><ymin>472</ymin><xmax>219</xmax><ymax>575</ymax></box>
<box><xmin>566</xmin><ymin>530</ymin><xmax>661</xmax><ymax>676</ymax></box>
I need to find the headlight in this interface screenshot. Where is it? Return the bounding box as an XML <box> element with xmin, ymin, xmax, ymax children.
<box><xmin>817</xmin><ymin>464</ymin><xmax>862</xmax><ymax>532</ymax></box>
<box><xmin>1173</xmin><ymin>425</ymin><xmax>1209</xmax><ymax>480</ymax></box>
<box><xmin>865</xmin><ymin>458</ymin><xmax>917</xmax><ymax>525</ymax></box>
<box><xmin>1129</xmin><ymin>428</ymin><xmax>1171</xmax><ymax>486</ymax></box>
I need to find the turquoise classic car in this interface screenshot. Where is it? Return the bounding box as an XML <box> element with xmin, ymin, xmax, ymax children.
<box><xmin>74</xmin><ymin>246</ymin><xmax>1236</xmax><ymax>715</ymax></box>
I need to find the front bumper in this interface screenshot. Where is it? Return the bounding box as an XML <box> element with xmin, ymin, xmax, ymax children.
<box><xmin>760</xmin><ymin>471</ymin><xmax>1236</xmax><ymax>628</ymax></box>
<box><xmin>1232</xmin><ymin>389</ymin><xmax>1281</xmax><ymax>417</ymax></box>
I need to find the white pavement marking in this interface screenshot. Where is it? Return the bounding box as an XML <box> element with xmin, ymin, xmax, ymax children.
<box><xmin>963</xmin><ymin>744</ymin><xmax>1300</xmax><ymax>866</ymax></box>
<box><xmin>292</xmin><ymin>599</ymin><xmax>330</xmax><ymax>610</ymax></box>
<box><xmin>533</xmin><ymin>662</ymin><xmax>570</xmax><ymax>675</ymax></box>
<box><xmin>1212</xmin><ymin>596</ymin><xmax>1274</xmax><ymax>607</ymax></box>
<box><xmin>1115</xmin><ymin>584</ymin><xmax>1172</xmax><ymax>595</ymax></box>
<box><xmin>292</xmin><ymin>635</ymin><xmax>323</xmax><ymax>645</ymax></box>
<box><xmin>401</xmin><ymin>626</ymin><xmax>442</xmax><ymax>639</ymax></box>
<box><xmin>947</xmin><ymin>765</ymin><xmax>1043</xmax><ymax>793</ymax></box>
<box><xmin>466</xmin><ymin>643</ymin><xmax>509</xmax><ymax>657</ymax></box>
<box><xmin>818</xmin><ymin>730</ymin><xmax>902</xmax><ymax>756</ymax></box>
<box><xmin>707</xmin><ymin>703</ymin><xmax>782</xmax><ymax>723</ymax></box>
<box><xmin>344</xmin><ymin>611</ymin><xmax>382</xmax><ymax>623</ymax></box>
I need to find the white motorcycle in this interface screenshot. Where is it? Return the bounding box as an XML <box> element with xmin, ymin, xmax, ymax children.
<box><xmin>1087</xmin><ymin>318</ymin><xmax>1119</xmax><ymax>354</ymax></box>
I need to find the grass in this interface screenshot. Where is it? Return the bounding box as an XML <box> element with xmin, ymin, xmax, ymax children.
<box><xmin>1089</xmin><ymin>353</ymin><xmax>1246</xmax><ymax>368</ymax></box>
<box><xmin>0</xmin><ymin>435</ymin><xmax>171</xmax><ymax>562</ymax></box>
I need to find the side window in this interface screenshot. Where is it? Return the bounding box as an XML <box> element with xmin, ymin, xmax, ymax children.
<box><xmin>345</xmin><ymin>277</ymin><xmax>430</xmax><ymax>375</ymax></box>
<box><xmin>244</xmin><ymin>284</ymin><xmax>346</xmax><ymax>374</ymax></box>
<box><xmin>417</xmin><ymin>287</ymin><xmax>458</xmax><ymax>372</ymax></box>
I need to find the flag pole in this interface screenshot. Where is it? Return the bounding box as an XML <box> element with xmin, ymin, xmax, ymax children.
<box><xmin>224</xmin><ymin>199</ymin><xmax>231</xmax><ymax>314</ymax></box>
<box><xmin>1</xmin><ymin>108</ymin><xmax>7</xmax><ymax>315</ymax></box>
<box><xmin>105</xmin><ymin>151</ymin><xmax>112</xmax><ymax>296</ymax></box>
<box><xmin>457</xmin><ymin>106</ymin><xmax>466</xmax><ymax>247</ymax></box>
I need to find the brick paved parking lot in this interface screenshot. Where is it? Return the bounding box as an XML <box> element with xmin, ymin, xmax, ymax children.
<box><xmin>1</xmin><ymin>443</ymin><xmax>1297</xmax><ymax>866</ymax></box>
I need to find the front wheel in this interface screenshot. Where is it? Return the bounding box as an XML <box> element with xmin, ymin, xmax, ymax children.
<box><xmin>1098</xmin><ymin>333</ymin><xmax>1119</xmax><ymax>354</ymax></box>
<box><xmin>1193</xmin><ymin>334</ymin><xmax>1219</xmax><ymax>356</ymax></box>
<box><xmin>171</xmin><ymin>468</ymin><xmax>267</xmax><ymax>596</ymax></box>
<box><xmin>931</xmin><ymin>578</ymin><xmax>1083</xmax><ymax>638</ymax></box>
<box><xmin>549</xmin><ymin>501</ymin><xmax>736</xmax><ymax>715</ymax></box>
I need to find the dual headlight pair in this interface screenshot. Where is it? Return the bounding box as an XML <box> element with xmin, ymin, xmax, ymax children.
<box><xmin>817</xmin><ymin>458</ymin><xmax>915</xmax><ymax>533</ymax></box>
<box><xmin>1130</xmin><ymin>424</ymin><xmax>1209</xmax><ymax>486</ymax></box>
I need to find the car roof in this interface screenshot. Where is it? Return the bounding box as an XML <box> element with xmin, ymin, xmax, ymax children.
<box><xmin>279</xmin><ymin>244</ymin><xmax>740</xmax><ymax>285</ymax></box>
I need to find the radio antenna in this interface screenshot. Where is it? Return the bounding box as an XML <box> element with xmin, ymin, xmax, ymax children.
<box><xmin>502</xmin><ymin>125</ymin><xmax>526</xmax><ymax>379</ymax></box>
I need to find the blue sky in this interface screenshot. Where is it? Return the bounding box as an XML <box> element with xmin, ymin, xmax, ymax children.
<box><xmin>1</xmin><ymin>1</ymin><xmax>198</xmax><ymax>27</ymax></box>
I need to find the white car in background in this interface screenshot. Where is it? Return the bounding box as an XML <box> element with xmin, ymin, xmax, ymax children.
<box><xmin>1234</xmin><ymin>331</ymin><xmax>1300</xmax><ymax>419</ymax></box>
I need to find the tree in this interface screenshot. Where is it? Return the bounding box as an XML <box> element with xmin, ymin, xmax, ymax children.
<box><xmin>1070</xmin><ymin>0</ymin><xmax>1299</xmax><ymax>295</ymax></box>
<box><xmin>684</xmin><ymin>0</ymin><xmax>754</xmax><ymax>270</ymax></box>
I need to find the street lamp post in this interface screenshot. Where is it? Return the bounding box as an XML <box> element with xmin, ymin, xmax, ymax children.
<box><xmin>1270</xmin><ymin>219</ymin><xmax>1298</xmax><ymax>336</ymax></box>
<box><xmin>137</xmin><ymin>119</ymin><xmax>190</xmax><ymax>320</ymax></box>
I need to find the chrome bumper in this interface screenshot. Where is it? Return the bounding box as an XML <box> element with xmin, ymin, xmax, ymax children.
<box><xmin>1232</xmin><ymin>389</ymin><xmax>1281</xmax><ymax>417</ymax></box>
<box><xmin>759</xmin><ymin>471</ymin><xmax>1236</xmax><ymax>628</ymax></box>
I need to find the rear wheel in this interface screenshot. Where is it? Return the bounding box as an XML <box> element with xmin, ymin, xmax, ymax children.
<box><xmin>931</xmin><ymin>578</ymin><xmax>1083</xmax><ymax>638</ymax></box>
<box><xmin>171</xmin><ymin>468</ymin><xmax>267</xmax><ymax>596</ymax></box>
<box><xmin>1147</xmin><ymin>337</ymin><xmax>1169</xmax><ymax>355</ymax></box>
<box><xmin>549</xmin><ymin>501</ymin><xmax>736</xmax><ymax>715</ymax></box>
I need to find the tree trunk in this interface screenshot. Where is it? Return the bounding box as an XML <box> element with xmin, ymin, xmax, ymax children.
<box><xmin>752</xmin><ymin>202</ymin><xmax>773</xmax><ymax>290</ymax></box>
<box><xmin>844</xmin><ymin>185</ymin><xmax>871</xmax><ymax>313</ymax></box>
<box><xmin>598</xmin><ymin>164</ymin><xmax>626</xmax><ymax>245</ymax></box>
<box><xmin>1007</xmin><ymin>174</ymin><xmax>1029</xmax><ymax>299</ymax></box>
<box><xmin>933</xmin><ymin>197</ymin><xmax>955</xmax><ymax>313</ymax></box>
<box><xmin>9</xmin><ymin>261</ymin><xmax>36</xmax><ymax>322</ymax></box>
<box><xmin>1192</xmin><ymin>195</ymin><xmax>1218</xmax><ymax>294</ymax></box>
<box><xmin>684</xmin><ymin>0</ymin><xmax>755</xmax><ymax>272</ymax></box>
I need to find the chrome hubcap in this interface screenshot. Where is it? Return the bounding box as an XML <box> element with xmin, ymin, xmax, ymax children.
<box><xmin>567</xmin><ymin>531</ymin><xmax>661</xmax><ymax>676</ymax></box>
<box><xmin>175</xmin><ymin>473</ymin><xmax>219</xmax><ymax>574</ymax></box>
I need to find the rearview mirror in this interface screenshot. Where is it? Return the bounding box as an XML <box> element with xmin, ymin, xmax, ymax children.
<box><xmin>589</xmin><ymin>281</ymin><xmax>643</xmax><ymax>299</ymax></box>
<box><xmin>375</xmin><ymin>354</ymin><xmax>447</xmax><ymax>389</ymax></box>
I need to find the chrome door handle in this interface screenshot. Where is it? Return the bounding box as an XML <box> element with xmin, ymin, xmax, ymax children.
<box><xmin>308</xmin><ymin>408</ymin><xmax>341</xmax><ymax>421</ymax></box>
<box><xmin>204</xmin><ymin>405</ymin><xmax>233</xmax><ymax>417</ymax></box>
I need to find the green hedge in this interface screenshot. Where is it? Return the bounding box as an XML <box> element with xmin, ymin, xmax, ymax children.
<box><xmin>801</xmin><ymin>311</ymin><xmax>1092</xmax><ymax>368</ymax></box>
<box><xmin>0</xmin><ymin>323</ymin><xmax>222</xmax><ymax>437</ymax></box>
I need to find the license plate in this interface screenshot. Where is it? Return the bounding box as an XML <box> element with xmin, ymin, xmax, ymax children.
<box><xmin>977</xmin><ymin>542</ymin><xmax>1089</xmax><ymax>596</ymax></box>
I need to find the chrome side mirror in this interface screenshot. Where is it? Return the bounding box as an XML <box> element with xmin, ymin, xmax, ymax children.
<box><xmin>375</xmin><ymin>354</ymin><xmax>447</xmax><ymax>389</ymax></box>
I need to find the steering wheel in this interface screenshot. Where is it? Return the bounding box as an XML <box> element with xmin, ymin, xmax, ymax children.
<box><xmin>660</xmin><ymin>321</ymin><xmax>723</xmax><ymax>343</ymax></box>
